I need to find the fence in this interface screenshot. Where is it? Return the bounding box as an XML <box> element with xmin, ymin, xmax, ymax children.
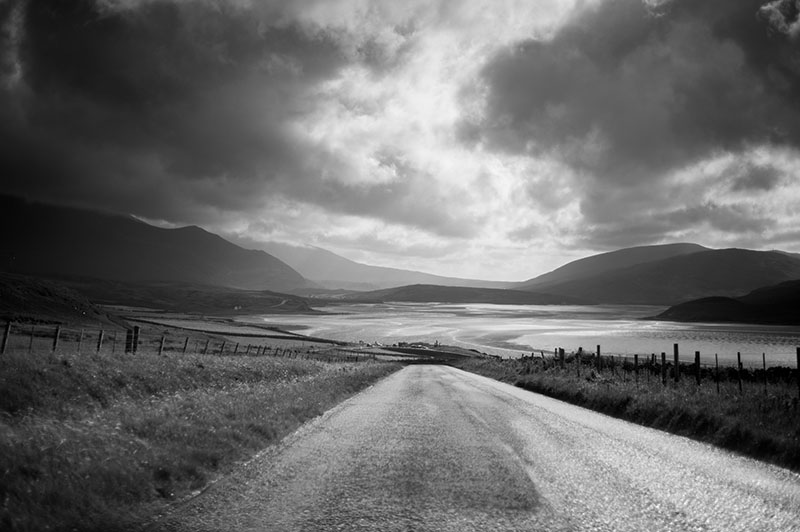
<box><xmin>0</xmin><ymin>321</ymin><xmax>376</xmax><ymax>364</ymax></box>
<box><xmin>516</xmin><ymin>343</ymin><xmax>800</xmax><ymax>398</ymax></box>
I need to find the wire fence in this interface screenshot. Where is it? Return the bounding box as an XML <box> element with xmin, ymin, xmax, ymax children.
<box><xmin>515</xmin><ymin>344</ymin><xmax>800</xmax><ymax>398</ymax></box>
<box><xmin>0</xmin><ymin>321</ymin><xmax>379</xmax><ymax>364</ymax></box>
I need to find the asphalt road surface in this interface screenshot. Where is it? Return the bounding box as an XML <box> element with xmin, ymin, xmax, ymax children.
<box><xmin>152</xmin><ymin>365</ymin><xmax>800</xmax><ymax>532</ymax></box>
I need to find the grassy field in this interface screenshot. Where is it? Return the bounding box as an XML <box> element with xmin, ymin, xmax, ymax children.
<box><xmin>457</xmin><ymin>355</ymin><xmax>800</xmax><ymax>473</ymax></box>
<box><xmin>0</xmin><ymin>345</ymin><xmax>399</xmax><ymax>532</ymax></box>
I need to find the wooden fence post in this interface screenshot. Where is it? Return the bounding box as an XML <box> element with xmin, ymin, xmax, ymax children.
<box><xmin>763</xmin><ymin>352</ymin><xmax>767</xmax><ymax>396</ymax></box>
<box><xmin>559</xmin><ymin>348</ymin><xmax>565</xmax><ymax>369</ymax></box>
<box><xmin>219</xmin><ymin>341</ymin><xmax>226</xmax><ymax>356</ymax></box>
<box><xmin>715</xmin><ymin>354</ymin><xmax>720</xmax><ymax>395</ymax></box>
<box><xmin>233</xmin><ymin>343</ymin><xmax>239</xmax><ymax>356</ymax></box>
<box><xmin>53</xmin><ymin>325</ymin><xmax>61</xmax><ymax>353</ymax></box>
<box><xmin>695</xmin><ymin>351</ymin><xmax>701</xmax><ymax>386</ymax></box>
<box><xmin>96</xmin><ymin>330</ymin><xmax>104</xmax><ymax>353</ymax></box>
<box><xmin>661</xmin><ymin>352</ymin><xmax>667</xmax><ymax>386</ymax></box>
<box><xmin>203</xmin><ymin>339</ymin><xmax>209</xmax><ymax>355</ymax></box>
<box><xmin>245</xmin><ymin>344</ymin><xmax>252</xmax><ymax>356</ymax></box>
<box><xmin>158</xmin><ymin>336</ymin><xmax>166</xmax><ymax>356</ymax></box>
<box><xmin>183</xmin><ymin>337</ymin><xmax>189</xmax><ymax>354</ymax></box>
<box><xmin>125</xmin><ymin>329</ymin><xmax>134</xmax><ymax>354</ymax></box>
<box><xmin>132</xmin><ymin>326</ymin><xmax>140</xmax><ymax>354</ymax></box>
<box><xmin>634</xmin><ymin>354</ymin><xmax>639</xmax><ymax>386</ymax></box>
<box><xmin>737</xmin><ymin>352</ymin><xmax>743</xmax><ymax>394</ymax></box>
<box><xmin>673</xmin><ymin>344</ymin><xmax>680</xmax><ymax>383</ymax></box>
<box><xmin>1</xmin><ymin>322</ymin><xmax>11</xmax><ymax>354</ymax></box>
<box><xmin>596</xmin><ymin>344</ymin><xmax>601</xmax><ymax>370</ymax></box>
<box><xmin>796</xmin><ymin>347</ymin><xmax>800</xmax><ymax>399</ymax></box>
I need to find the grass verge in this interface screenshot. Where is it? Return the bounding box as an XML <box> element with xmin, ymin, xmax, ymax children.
<box><xmin>0</xmin><ymin>348</ymin><xmax>400</xmax><ymax>532</ymax></box>
<box><xmin>456</xmin><ymin>357</ymin><xmax>800</xmax><ymax>473</ymax></box>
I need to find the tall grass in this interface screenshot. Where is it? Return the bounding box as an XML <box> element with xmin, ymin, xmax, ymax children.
<box><xmin>457</xmin><ymin>357</ymin><xmax>800</xmax><ymax>472</ymax></box>
<box><xmin>0</xmin><ymin>348</ymin><xmax>399</xmax><ymax>532</ymax></box>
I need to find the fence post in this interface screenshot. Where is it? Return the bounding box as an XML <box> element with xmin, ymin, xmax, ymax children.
<box><xmin>634</xmin><ymin>354</ymin><xmax>639</xmax><ymax>386</ymax></box>
<box><xmin>28</xmin><ymin>324</ymin><xmax>35</xmax><ymax>352</ymax></box>
<box><xmin>762</xmin><ymin>352</ymin><xmax>767</xmax><ymax>396</ymax></box>
<box><xmin>203</xmin><ymin>339</ymin><xmax>209</xmax><ymax>355</ymax></box>
<box><xmin>737</xmin><ymin>352</ymin><xmax>743</xmax><ymax>394</ymax></box>
<box><xmin>596</xmin><ymin>344</ymin><xmax>601</xmax><ymax>370</ymax></box>
<box><xmin>559</xmin><ymin>348</ymin><xmax>565</xmax><ymax>369</ymax></box>
<box><xmin>661</xmin><ymin>352</ymin><xmax>667</xmax><ymax>386</ymax></box>
<box><xmin>183</xmin><ymin>337</ymin><xmax>189</xmax><ymax>354</ymax></box>
<box><xmin>233</xmin><ymin>343</ymin><xmax>239</xmax><ymax>356</ymax></box>
<box><xmin>695</xmin><ymin>351</ymin><xmax>701</xmax><ymax>386</ymax></box>
<box><xmin>245</xmin><ymin>344</ymin><xmax>252</xmax><ymax>356</ymax></box>
<box><xmin>96</xmin><ymin>330</ymin><xmax>104</xmax><ymax>353</ymax></box>
<box><xmin>219</xmin><ymin>341</ymin><xmax>226</xmax><ymax>355</ymax></box>
<box><xmin>715</xmin><ymin>354</ymin><xmax>720</xmax><ymax>395</ymax></box>
<box><xmin>673</xmin><ymin>344</ymin><xmax>680</xmax><ymax>383</ymax></box>
<box><xmin>1</xmin><ymin>322</ymin><xmax>11</xmax><ymax>354</ymax></box>
<box><xmin>158</xmin><ymin>336</ymin><xmax>166</xmax><ymax>356</ymax></box>
<box><xmin>53</xmin><ymin>325</ymin><xmax>61</xmax><ymax>353</ymax></box>
<box><xmin>132</xmin><ymin>326</ymin><xmax>140</xmax><ymax>354</ymax></box>
<box><xmin>125</xmin><ymin>329</ymin><xmax>134</xmax><ymax>354</ymax></box>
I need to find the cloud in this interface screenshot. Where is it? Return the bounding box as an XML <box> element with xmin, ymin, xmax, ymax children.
<box><xmin>456</xmin><ymin>0</ymin><xmax>800</xmax><ymax>251</ymax></box>
<box><xmin>468</xmin><ymin>0</ymin><xmax>800</xmax><ymax>180</ymax></box>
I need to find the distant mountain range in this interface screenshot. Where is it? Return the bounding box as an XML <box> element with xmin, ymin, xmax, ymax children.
<box><xmin>4</xmin><ymin>195</ymin><xmax>800</xmax><ymax>312</ymax></box>
<box><xmin>0</xmin><ymin>195</ymin><xmax>309</xmax><ymax>292</ymax></box>
<box><xmin>655</xmin><ymin>280</ymin><xmax>800</xmax><ymax>325</ymax></box>
<box><xmin>337</xmin><ymin>284</ymin><xmax>587</xmax><ymax>305</ymax></box>
<box><xmin>247</xmin><ymin>241</ymin><xmax>515</xmax><ymax>291</ymax></box>
<box><xmin>516</xmin><ymin>245</ymin><xmax>800</xmax><ymax>305</ymax></box>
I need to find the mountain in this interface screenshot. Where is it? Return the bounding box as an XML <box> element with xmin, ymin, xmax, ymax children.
<box><xmin>0</xmin><ymin>195</ymin><xmax>309</xmax><ymax>291</ymax></box>
<box><xmin>247</xmin><ymin>241</ymin><xmax>516</xmax><ymax>291</ymax></box>
<box><xmin>655</xmin><ymin>280</ymin><xmax>800</xmax><ymax>325</ymax></box>
<box><xmin>518</xmin><ymin>248</ymin><xmax>800</xmax><ymax>305</ymax></box>
<box><xmin>338</xmin><ymin>284</ymin><xmax>587</xmax><ymax>305</ymax></box>
<box><xmin>517</xmin><ymin>243</ymin><xmax>709</xmax><ymax>291</ymax></box>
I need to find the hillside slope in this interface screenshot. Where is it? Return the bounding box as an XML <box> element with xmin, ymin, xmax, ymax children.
<box><xmin>251</xmin><ymin>241</ymin><xmax>516</xmax><ymax>291</ymax></box>
<box><xmin>523</xmin><ymin>248</ymin><xmax>800</xmax><ymax>305</ymax></box>
<box><xmin>0</xmin><ymin>195</ymin><xmax>309</xmax><ymax>292</ymax></box>
<box><xmin>655</xmin><ymin>280</ymin><xmax>800</xmax><ymax>324</ymax></box>
<box><xmin>518</xmin><ymin>243</ymin><xmax>708</xmax><ymax>291</ymax></box>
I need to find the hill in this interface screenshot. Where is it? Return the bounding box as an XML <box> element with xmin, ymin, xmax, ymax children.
<box><xmin>0</xmin><ymin>195</ymin><xmax>309</xmax><ymax>292</ymax></box>
<box><xmin>0</xmin><ymin>273</ymin><xmax>111</xmax><ymax>324</ymax></box>
<box><xmin>516</xmin><ymin>248</ymin><xmax>800</xmax><ymax>305</ymax></box>
<box><xmin>338</xmin><ymin>284</ymin><xmax>587</xmax><ymax>305</ymax></box>
<box><xmin>517</xmin><ymin>243</ymin><xmax>708</xmax><ymax>291</ymax></box>
<box><xmin>60</xmin><ymin>278</ymin><xmax>313</xmax><ymax>315</ymax></box>
<box><xmin>248</xmin><ymin>241</ymin><xmax>516</xmax><ymax>291</ymax></box>
<box><xmin>655</xmin><ymin>280</ymin><xmax>800</xmax><ymax>325</ymax></box>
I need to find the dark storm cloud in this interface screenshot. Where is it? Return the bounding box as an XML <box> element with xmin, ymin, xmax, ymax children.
<box><xmin>730</xmin><ymin>161</ymin><xmax>783</xmax><ymax>191</ymax></box>
<box><xmin>0</xmin><ymin>0</ymin><xmax>345</xmax><ymax>220</ymax></box>
<box><xmin>573</xmin><ymin>201</ymin><xmax>774</xmax><ymax>249</ymax></box>
<box><xmin>0</xmin><ymin>0</ymin><xmax>470</xmax><ymax>236</ymax></box>
<box><xmin>466</xmin><ymin>0</ymin><xmax>800</xmax><ymax>194</ymax></box>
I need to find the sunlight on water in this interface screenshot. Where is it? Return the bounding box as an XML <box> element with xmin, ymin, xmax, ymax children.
<box><xmin>236</xmin><ymin>303</ymin><xmax>800</xmax><ymax>367</ymax></box>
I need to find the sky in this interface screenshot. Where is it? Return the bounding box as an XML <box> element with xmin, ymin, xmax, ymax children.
<box><xmin>1</xmin><ymin>0</ymin><xmax>799</xmax><ymax>281</ymax></box>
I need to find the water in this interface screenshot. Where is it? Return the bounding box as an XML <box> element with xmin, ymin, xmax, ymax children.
<box><xmin>236</xmin><ymin>303</ymin><xmax>800</xmax><ymax>367</ymax></box>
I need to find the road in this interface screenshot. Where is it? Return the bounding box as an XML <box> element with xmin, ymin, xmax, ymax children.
<box><xmin>152</xmin><ymin>365</ymin><xmax>800</xmax><ymax>532</ymax></box>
